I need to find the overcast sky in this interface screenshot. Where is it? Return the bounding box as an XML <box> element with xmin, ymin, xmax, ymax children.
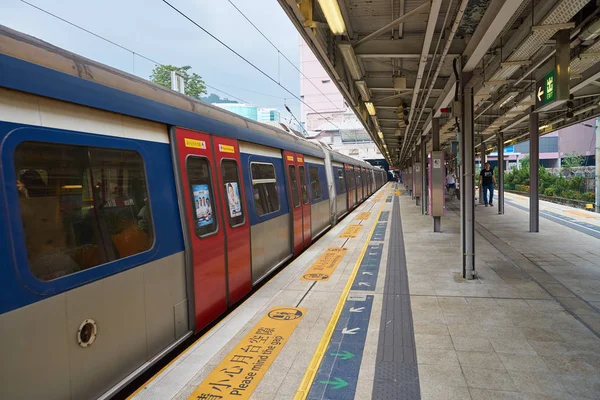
<box><xmin>1</xmin><ymin>0</ymin><xmax>304</xmax><ymax>122</ymax></box>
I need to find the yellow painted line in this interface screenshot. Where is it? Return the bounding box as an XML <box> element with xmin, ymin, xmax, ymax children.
<box><xmin>189</xmin><ymin>307</ymin><xmax>306</xmax><ymax>400</ymax></box>
<box><xmin>339</xmin><ymin>224</ymin><xmax>362</xmax><ymax>238</ymax></box>
<box><xmin>294</xmin><ymin>203</ymin><xmax>385</xmax><ymax>400</ymax></box>
<box><xmin>354</xmin><ymin>211</ymin><xmax>371</xmax><ymax>220</ymax></box>
<box><xmin>301</xmin><ymin>248</ymin><xmax>348</xmax><ymax>281</ymax></box>
<box><xmin>565</xmin><ymin>209</ymin><xmax>599</xmax><ymax>219</ymax></box>
<box><xmin>395</xmin><ymin>190</ymin><xmax>401</xmax><ymax>195</ymax></box>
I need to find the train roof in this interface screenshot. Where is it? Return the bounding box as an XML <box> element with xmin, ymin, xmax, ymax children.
<box><xmin>0</xmin><ymin>25</ymin><xmax>375</xmax><ymax>168</ymax></box>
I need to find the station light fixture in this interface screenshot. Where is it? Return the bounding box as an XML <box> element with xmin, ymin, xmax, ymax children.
<box><xmin>317</xmin><ymin>0</ymin><xmax>347</xmax><ymax>35</ymax></box>
<box><xmin>355</xmin><ymin>80</ymin><xmax>370</xmax><ymax>101</ymax></box>
<box><xmin>339</xmin><ymin>44</ymin><xmax>362</xmax><ymax>80</ymax></box>
<box><xmin>365</xmin><ymin>101</ymin><xmax>376</xmax><ymax>116</ymax></box>
<box><xmin>377</xmin><ymin>131</ymin><xmax>384</xmax><ymax>139</ymax></box>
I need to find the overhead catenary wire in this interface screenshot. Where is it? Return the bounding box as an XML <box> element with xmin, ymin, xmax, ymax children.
<box><xmin>18</xmin><ymin>0</ymin><xmax>304</xmax><ymax>114</ymax></box>
<box><xmin>226</xmin><ymin>0</ymin><xmax>345</xmax><ymax>113</ymax></box>
<box><xmin>160</xmin><ymin>0</ymin><xmax>366</xmax><ymax>146</ymax></box>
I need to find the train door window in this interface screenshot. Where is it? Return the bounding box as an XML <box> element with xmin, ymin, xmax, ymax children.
<box><xmin>288</xmin><ymin>165</ymin><xmax>300</xmax><ymax>207</ymax></box>
<box><xmin>187</xmin><ymin>157</ymin><xmax>218</xmax><ymax>237</ymax></box>
<box><xmin>337</xmin><ymin>168</ymin><xmax>346</xmax><ymax>193</ymax></box>
<box><xmin>309</xmin><ymin>166</ymin><xmax>322</xmax><ymax>200</ymax></box>
<box><xmin>14</xmin><ymin>141</ymin><xmax>154</xmax><ymax>281</ymax></box>
<box><xmin>221</xmin><ymin>159</ymin><xmax>244</xmax><ymax>227</ymax></box>
<box><xmin>250</xmin><ymin>162</ymin><xmax>280</xmax><ymax>216</ymax></box>
<box><xmin>298</xmin><ymin>166</ymin><xmax>309</xmax><ymax>204</ymax></box>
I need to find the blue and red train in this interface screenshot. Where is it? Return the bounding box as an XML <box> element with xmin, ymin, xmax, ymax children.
<box><xmin>0</xmin><ymin>27</ymin><xmax>386</xmax><ymax>399</ymax></box>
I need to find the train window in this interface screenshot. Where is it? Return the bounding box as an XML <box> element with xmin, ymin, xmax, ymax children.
<box><xmin>288</xmin><ymin>165</ymin><xmax>300</xmax><ymax>207</ymax></box>
<box><xmin>187</xmin><ymin>157</ymin><xmax>218</xmax><ymax>237</ymax></box>
<box><xmin>251</xmin><ymin>162</ymin><xmax>280</xmax><ymax>216</ymax></box>
<box><xmin>298</xmin><ymin>166</ymin><xmax>309</xmax><ymax>204</ymax></box>
<box><xmin>337</xmin><ymin>169</ymin><xmax>346</xmax><ymax>193</ymax></box>
<box><xmin>309</xmin><ymin>166</ymin><xmax>322</xmax><ymax>200</ymax></box>
<box><xmin>222</xmin><ymin>159</ymin><xmax>244</xmax><ymax>227</ymax></box>
<box><xmin>14</xmin><ymin>141</ymin><xmax>154</xmax><ymax>282</ymax></box>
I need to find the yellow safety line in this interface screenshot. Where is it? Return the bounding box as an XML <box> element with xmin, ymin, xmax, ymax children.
<box><xmin>125</xmin><ymin>321</ymin><xmax>220</xmax><ymax>399</ymax></box>
<box><xmin>129</xmin><ymin>185</ymin><xmax>389</xmax><ymax>400</ymax></box>
<box><xmin>293</xmin><ymin>186</ymin><xmax>388</xmax><ymax>400</ymax></box>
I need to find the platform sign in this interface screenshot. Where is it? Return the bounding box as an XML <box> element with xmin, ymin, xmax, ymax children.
<box><xmin>535</xmin><ymin>70</ymin><xmax>555</xmax><ymax>108</ymax></box>
<box><xmin>190</xmin><ymin>307</ymin><xmax>305</xmax><ymax>400</ymax></box>
<box><xmin>302</xmin><ymin>248</ymin><xmax>348</xmax><ymax>281</ymax></box>
<box><xmin>339</xmin><ymin>225</ymin><xmax>362</xmax><ymax>238</ymax></box>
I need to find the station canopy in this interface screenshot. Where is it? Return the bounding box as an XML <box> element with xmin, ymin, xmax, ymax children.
<box><xmin>278</xmin><ymin>0</ymin><xmax>600</xmax><ymax>165</ymax></box>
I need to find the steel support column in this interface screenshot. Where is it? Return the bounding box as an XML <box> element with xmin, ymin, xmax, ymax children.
<box><xmin>421</xmin><ymin>138</ymin><xmax>428</xmax><ymax>215</ymax></box>
<box><xmin>461</xmin><ymin>77</ymin><xmax>475</xmax><ymax>279</ymax></box>
<box><xmin>529</xmin><ymin>107</ymin><xmax>539</xmax><ymax>232</ymax></box>
<box><xmin>432</xmin><ymin>118</ymin><xmax>441</xmax><ymax>232</ymax></box>
<box><xmin>596</xmin><ymin>117</ymin><xmax>600</xmax><ymax>213</ymax></box>
<box><xmin>497</xmin><ymin>132</ymin><xmax>505</xmax><ymax>215</ymax></box>
<box><xmin>415</xmin><ymin>146</ymin><xmax>421</xmax><ymax>206</ymax></box>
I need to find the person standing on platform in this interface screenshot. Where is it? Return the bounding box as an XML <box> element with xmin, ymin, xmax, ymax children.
<box><xmin>478</xmin><ymin>162</ymin><xmax>496</xmax><ymax>207</ymax></box>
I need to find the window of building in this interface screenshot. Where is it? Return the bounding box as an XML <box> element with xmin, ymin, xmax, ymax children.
<box><xmin>251</xmin><ymin>162</ymin><xmax>280</xmax><ymax>216</ymax></box>
<box><xmin>14</xmin><ymin>141</ymin><xmax>154</xmax><ymax>282</ymax></box>
<box><xmin>288</xmin><ymin>165</ymin><xmax>300</xmax><ymax>207</ymax></box>
<box><xmin>188</xmin><ymin>157</ymin><xmax>218</xmax><ymax>237</ymax></box>
<box><xmin>298</xmin><ymin>166</ymin><xmax>309</xmax><ymax>204</ymax></box>
<box><xmin>337</xmin><ymin>168</ymin><xmax>346</xmax><ymax>193</ymax></box>
<box><xmin>222</xmin><ymin>159</ymin><xmax>244</xmax><ymax>227</ymax></box>
<box><xmin>309</xmin><ymin>166</ymin><xmax>322</xmax><ymax>200</ymax></box>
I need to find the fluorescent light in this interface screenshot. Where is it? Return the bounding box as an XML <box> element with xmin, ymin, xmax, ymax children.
<box><xmin>339</xmin><ymin>44</ymin><xmax>362</xmax><ymax>80</ymax></box>
<box><xmin>539</xmin><ymin>124</ymin><xmax>549</xmax><ymax>130</ymax></box>
<box><xmin>61</xmin><ymin>185</ymin><xmax>82</xmax><ymax>189</ymax></box>
<box><xmin>317</xmin><ymin>0</ymin><xmax>347</xmax><ymax>35</ymax></box>
<box><xmin>355</xmin><ymin>80</ymin><xmax>370</xmax><ymax>101</ymax></box>
<box><xmin>498</xmin><ymin>91</ymin><xmax>519</xmax><ymax>108</ymax></box>
<box><xmin>365</xmin><ymin>101</ymin><xmax>376</xmax><ymax>116</ymax></box>
<box><xmin>377</xmin><ymin>131</ymin><xmax>384</xmax><ymax>139</ymax></box>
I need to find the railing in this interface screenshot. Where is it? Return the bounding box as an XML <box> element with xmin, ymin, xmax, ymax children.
<box><xmin>505</xmin><ymin>190</ymin><xmax>597</xmax><ymax>212</ymax></box>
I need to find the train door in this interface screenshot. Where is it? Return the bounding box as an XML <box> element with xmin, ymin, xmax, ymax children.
<box><xmin>297</xmin><ymin>157</ymin><xmax>312</xmax><ymax>247</ymax></box>
<box><xmin>172</xmin><ymin>127</ymin><xmax>227</xmax><ymax>331</ymax></box>
<box><xmin>213</xmin><ymin>136</ymin><xmax>252</xmax><ymax>305</ymax></box>
<box><xmin>284</xmin><ymin>151</ymin><xmax>302</xmax><ymax>255</ymax></box>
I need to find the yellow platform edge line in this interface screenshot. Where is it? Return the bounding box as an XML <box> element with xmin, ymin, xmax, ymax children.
<box><xmin>293</xmin><ymin>188</ymin><xmax>387</xmax><ymax>400</ymax></box>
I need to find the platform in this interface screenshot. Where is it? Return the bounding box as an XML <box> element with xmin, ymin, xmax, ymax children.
<box><xmin>129</xmin><ymin>183</ymin><xmax>600</xmax><ymax>400</ymax></box>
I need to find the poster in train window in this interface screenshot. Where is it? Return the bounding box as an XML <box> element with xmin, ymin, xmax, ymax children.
<box><xmin>225</xmin><ymin>182</ymin><xmax>242</xmax><ymax>218</ymax></box>
<box><xmin>193</xmin><ymin>184</ymin><xmax>213</xmax><ymax>227</ymax></box>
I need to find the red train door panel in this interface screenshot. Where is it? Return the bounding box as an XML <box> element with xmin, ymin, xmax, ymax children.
<box><xmin>173</xmin><ymin>127</ymin><xmax>226</xmax><ymax>332</ymax></box>
<box><xmin>297</xmin><ymin>157</ymin><xmax>311</xmax><ymax>247</ymax></box>
<box><xmin>284</xmin><ymin>151</ymin><xmax>303</xmax><ymax>255</ymax></box>
<box><xmin>213</xmin><ymin>137</ymin><xmax>252</xmax><ymax>305</ymax></box>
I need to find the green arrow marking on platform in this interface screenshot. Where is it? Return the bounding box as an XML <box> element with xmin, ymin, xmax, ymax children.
<box><xmin>319</xmin><ymin>377</ymin><xmax>349</xmax><ymax>390</ymax></box>
<box><xmin>330</xmin><ymin>350</ymin><xmax>355</xmax><ymax>360</ymax></box>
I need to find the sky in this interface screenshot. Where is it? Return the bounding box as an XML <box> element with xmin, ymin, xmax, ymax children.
<box><xmin>1</xmin><ymin>0</ymin><xmax>304</xmax><ymax>122</ymax></box>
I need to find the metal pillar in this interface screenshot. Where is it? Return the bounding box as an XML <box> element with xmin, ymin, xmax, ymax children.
<box><xmin>432</xmin><ymin>118</ymin><xmax>441</xmax><ymax>232</ymax></box>
<box><xmin>421</xmin><ymin>138</ymin><xmax>428</xmax><ymax>215</ymax></box>
<box><xmin>529</xmin><ymin>107</ymin><xmax>539</xmax><ymax>232</ymax></box>
<box><xmin>461</xmin><ymin>77</ymin><xmax>475</xmax><ymax>279</ymax></box>
<box><xmin>595</xmin><ymin>117</ymin><xmax>600</xmax><ymax>213</ymax></box>
<box><xmin>497</xmin><ymin>132</ymin><xmax>505</xmax><ymax>215</ymax></box>
<box><xmin>415</xmin><ymin>146</ymin><xmax>421</xmax><ymax>206</ymax></box>
<box><xmin>478</xmin><ymin>141</ymin><xmax>486</xmax><ymax>204</ymax></box>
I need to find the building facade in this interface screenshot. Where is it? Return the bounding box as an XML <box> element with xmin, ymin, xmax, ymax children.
<box><xmin>300</xmin><ymin>39</ymin><xmax>383</xmax><ymax>163</ymax></box>
<box><xmin>214</xmin><ymin>103</ymin><xmax>281</xmax><ymax>123</ymax></box>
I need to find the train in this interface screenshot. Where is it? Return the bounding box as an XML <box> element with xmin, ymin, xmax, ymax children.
<box><xmin>0</xmin><ymin>26</ymin><xmax>387</xmax><ymax>400</ymax></box>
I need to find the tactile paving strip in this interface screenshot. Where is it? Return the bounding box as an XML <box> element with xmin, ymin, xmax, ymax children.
<box><xmin>372</xmin><ymin>197</ymin><xmax>421</xmax><ymax>399</ymax></box>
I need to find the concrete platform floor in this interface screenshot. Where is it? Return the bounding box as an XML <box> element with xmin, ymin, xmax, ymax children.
<box><xmin>403</xmin><ymin>194</ymin><xmax>600</xmax><ymax>400</ymax></box>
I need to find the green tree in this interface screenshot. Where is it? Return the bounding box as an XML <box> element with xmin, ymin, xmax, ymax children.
<box><xmin>561</xmin><ymin>152</ymin><xmax>585</xmax><ymax>177</ymax></box>
<box><xmin>150</xmin><ymin>65</ymin><xmax>207</xmax><ymax>99</ymax></box>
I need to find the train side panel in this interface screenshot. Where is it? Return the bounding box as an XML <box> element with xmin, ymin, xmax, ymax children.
<box><xmin>0</xmin><ymin>90</ymin><xmax>187</xmax><ymax>399</ymax></box>
<box><xmin>239</xmin><ymin>142</ymin><xmax>292</xmax><ymax>284</ymax></box>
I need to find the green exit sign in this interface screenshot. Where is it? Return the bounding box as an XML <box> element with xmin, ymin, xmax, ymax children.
<box><xmin>536</xmin><ymin>70</ymin><xmax>555</xmax><ymax>108</ymax></box>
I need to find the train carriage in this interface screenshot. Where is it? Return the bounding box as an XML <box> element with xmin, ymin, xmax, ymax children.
<box><xmin>0</xmin><ymin>26</ymin><xmax>385</xmax><ymax>400</ymax></box>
